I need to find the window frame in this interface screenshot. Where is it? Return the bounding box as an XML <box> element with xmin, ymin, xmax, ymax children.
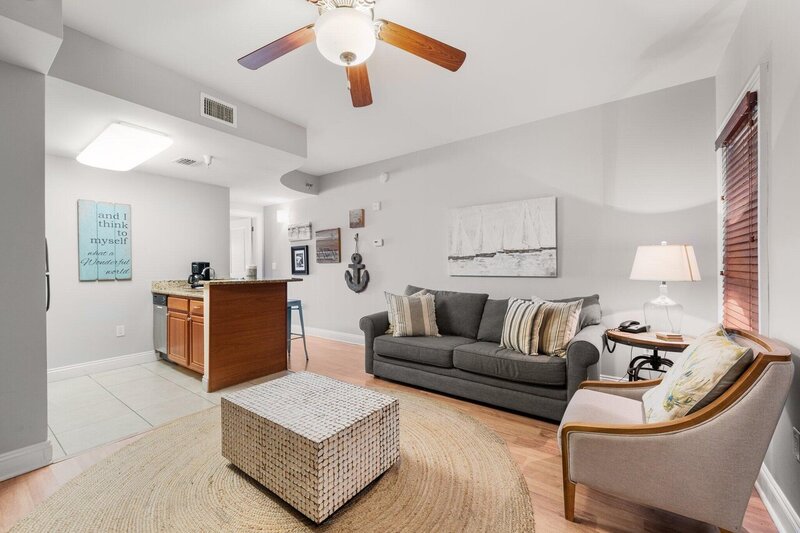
<box><xmin>716</xmin><ymin>64</ymin><xmax>770</xmax><ymax>334</ymax></box>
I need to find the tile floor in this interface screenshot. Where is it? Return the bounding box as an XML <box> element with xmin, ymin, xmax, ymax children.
<box><xmin>48</xmin><ymin>358</ymin><xmax>286</xmax><ymax>459</ymax></box>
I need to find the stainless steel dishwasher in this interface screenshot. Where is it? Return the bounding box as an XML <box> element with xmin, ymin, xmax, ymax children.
<box><xmin>153</xmin><ymin>293</ymin><xmax>168</xmax><ymax>358</ymax></box>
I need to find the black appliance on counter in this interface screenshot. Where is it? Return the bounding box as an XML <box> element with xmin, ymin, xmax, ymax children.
<box><xmin>188</xmin><ymin>261</ymin><xmax>212</xmax><ymax>286</ymax></box>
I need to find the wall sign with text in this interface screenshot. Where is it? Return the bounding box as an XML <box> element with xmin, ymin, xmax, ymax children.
<box><xmin>78</xmin><ymin>199</ymin><xmax>132</xmax><ymax>281</ymax></box>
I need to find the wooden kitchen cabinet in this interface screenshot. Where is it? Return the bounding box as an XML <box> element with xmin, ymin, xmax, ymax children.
<box><xmin>188</xmin><ymin>300</ymin><xmax>205</xmax><ymax>373</ymax></box>
<box><xmin>167</xmin><ymin>296</ymin><xmax>204</xmax><ymax>373</ymax></box>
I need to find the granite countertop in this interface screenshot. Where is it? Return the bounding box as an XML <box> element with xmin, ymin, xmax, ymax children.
<box><xmin>152</xmin><ymin>278</ymin><xmax>302</xmax><ymax>299</ymax></box>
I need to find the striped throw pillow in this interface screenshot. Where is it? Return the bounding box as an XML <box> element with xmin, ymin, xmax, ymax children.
<box><xmin>500</xmin><ymin>298</ymin><xmax>543</xmax><ymax>355</ymax></box>
<box><xmin>531</xmin><ymin>298</ymin><xmax>583</xmax><ymax>357</ymax></box>
<box><xmin>386</xmin><ymin>289</ymin><xmax>428</xmax><ymax>334</ymax></box>
<box><xmin>385</xmin><ymin>292</ymin><xmax>440</xmax><ymax>337</ymax></box>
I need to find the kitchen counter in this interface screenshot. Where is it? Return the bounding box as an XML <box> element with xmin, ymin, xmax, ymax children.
<box><xmin>152</xmin><ymin>277</ymin><xmax>301</xmax><ymax>392</ymax></box>
<box><xmin>151</xmin><ymin>278</ymin><xmax>301</xmax><ymax>299</ymax></box>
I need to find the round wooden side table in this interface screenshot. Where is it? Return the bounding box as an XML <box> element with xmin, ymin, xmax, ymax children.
<box><xmin>603</xmin><ymin>329</ymin><xmax>695</xmax><ymax>381</ymax></box>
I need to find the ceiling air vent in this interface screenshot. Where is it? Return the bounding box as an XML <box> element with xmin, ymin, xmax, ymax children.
<box><xmin>200</xmin><ymin>93</ymin><xmax>237</xmax><ymax>127</ymax></box>
<box><xmin>173</xmin><ymin>157</ymin><xmax>200</xmax><ymax>167</ymax></box>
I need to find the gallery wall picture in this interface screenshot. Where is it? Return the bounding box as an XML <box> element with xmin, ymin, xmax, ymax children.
<box><xmin>288</xmin><ymin>223</ymin><xmax>312</xmax><ymax>242</ymax></box>
<box><xmin>78</xmin><ymin>199</ymin><xmax>132</xmax><ymax>281</ymax></box>
<box><xmin>291</xmin><ymin>245</ymin><xmax>310</xmax><ymax>275</ymax></box>
<box><xmin>448</xmin><ymin>196</ymin><xmax>557</xmax><ymax>277</ymax></box>
<box><xmin>349</xmin><ymin>209</ymin><xmax>365</xmax><ymax>229</ymax></box>
<box><xmin>315</xmin><ymin>228</ymin><xmax>341</xmax><ymax>263</ymax></box>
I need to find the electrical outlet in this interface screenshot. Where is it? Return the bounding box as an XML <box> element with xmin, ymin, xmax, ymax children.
<box><xmin>116</xmin><ymin>325</ymin><xmax>125</xmax><ymax>337</ymax></box>
<box><xmin>793</xmin><ymin>427</ymin><xmax>800</xmax><ymax>463</ymax></box>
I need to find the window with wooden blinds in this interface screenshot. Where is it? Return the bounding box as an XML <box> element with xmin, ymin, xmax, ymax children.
<box><xmin>716</xmin><ymin>91</ymin><xmax>758</xmax><ymax>331</ymax></box>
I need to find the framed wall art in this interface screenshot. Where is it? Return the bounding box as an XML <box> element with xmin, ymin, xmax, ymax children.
<box><xmin>291</xmin><ymin>245</ymin><xmax>310</xmax><ymax>275</ymax></box>
<box><xmin>315</xmin><ymin>228</ymin><xmax>341</xmax><ymax>263</ymax></box>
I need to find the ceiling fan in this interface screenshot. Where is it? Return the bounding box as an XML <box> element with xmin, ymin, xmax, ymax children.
<box><xmin>238</xmin><ymin>0</ymin><xmax>467</xmax><ymax>108</ymax></box>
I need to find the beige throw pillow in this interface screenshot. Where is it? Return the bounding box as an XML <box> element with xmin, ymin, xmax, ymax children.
<box><xmin>642</xmin><ymin>325</ymin><xmax>753</xmax><ymax>423</ymax></box>
<box><xmin>385</xmin><ymin>292</ymin><xmax>440</xmax><ymax>337</ymax></box>
<box><xmin>531</xmin><ymin>298</ymin><xmax>583</xmax><ymax>357</ymax></box>
<box><xmin>386</xmin><ymin>289</ymin><xmax>427</xmax><ymax>334</ymax></box>
<box><xmin>500</xmin><ymin>298</ymin><xmax>544</xmax><ymax>355</ymax></box>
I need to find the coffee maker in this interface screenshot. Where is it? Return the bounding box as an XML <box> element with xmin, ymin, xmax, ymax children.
<box><xmin>188</xmin><ymin>261</ymin><xmax>212</xmax><ymax>286</ymax></box>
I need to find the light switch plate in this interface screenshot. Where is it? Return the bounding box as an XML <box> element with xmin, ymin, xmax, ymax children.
<box><xmin>271</xmin><ymin>262</ymin><xmax>277</xmax><ymax>270</ymax></box>
<box><xmin>372</xmin><ymin>201</ymin><xmax>382</xmax><ymax>211</ymax></box>
<box><xmin>116</xmin><ymin>325</ymin><xmax>125</xmax><ymax>337</ymax></box>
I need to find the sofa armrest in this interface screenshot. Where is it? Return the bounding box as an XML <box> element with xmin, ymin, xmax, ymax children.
<box><xmin>359</xmin><ymin>311</ymin><xmax>389</xmax><ymax>374</ymax></box>
<box><xmin>565</xmin><ymin>325</ymin><xmax>603</xmax><ymax>401</ymax></box>
<box><xmin>578</xmin><ymin>378</ymin><xmax>661</xmax><ymax>401</ymax></box>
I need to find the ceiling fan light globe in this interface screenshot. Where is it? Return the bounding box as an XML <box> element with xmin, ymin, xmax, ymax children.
<box><xmin>314</xmin><ymin>7</ymin><xmax>376</xmax><ymax>67</ymax></box>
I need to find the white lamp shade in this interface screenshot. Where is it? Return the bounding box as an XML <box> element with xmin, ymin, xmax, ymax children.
<box><xmin>630</xmin><ymin>244</ymin><xmax>701</xmax><ymax>282</ymax></box>
<box><xmin>314</xmin><ymin>7</ymin><xmax>376</xmax><ymax>66</ymax></box>
<box><xmin>77</xmin><ymin>122</ymin><xmax>173</xmax><ymax>171</ymax></box>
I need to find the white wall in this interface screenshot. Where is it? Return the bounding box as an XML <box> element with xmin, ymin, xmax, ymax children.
<box><xmin>0</xmin><ymin>60</ymin><xmax>49</xmax><ymax>475</ymax></box>
<box><xmin>265</xmin><ymin>78</ymin><xmax>719</xmax><ymax>378</ymax></box>
<box><xmin>45</xmin><ymin>155</ymin><xmax>230</xmax><ymax>369</ymax></box>
<box><xmin>716</xmin><ymin>0</ymin><xmax>800</xmax><ymax>525</ymax></box>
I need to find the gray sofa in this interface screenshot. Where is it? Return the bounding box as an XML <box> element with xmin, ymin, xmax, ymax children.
<box><xmin>360</xmin><ymin>286</ymin><xmax>604</xmax><ymax>421</ymax></box>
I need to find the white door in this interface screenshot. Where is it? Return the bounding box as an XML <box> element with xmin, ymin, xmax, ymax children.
<box><xmin>230</xmin><ymin>217</ymin><xmax>253</xmax><ymax>279</ymax></box>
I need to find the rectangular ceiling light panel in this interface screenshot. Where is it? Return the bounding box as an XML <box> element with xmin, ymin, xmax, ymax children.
<box><xmin>77</xmin><ymin>122</ymin><xmax>173</xmax><ymax>172</ymax></box>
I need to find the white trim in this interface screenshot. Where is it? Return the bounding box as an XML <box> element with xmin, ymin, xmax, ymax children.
<box><xmin>47</xmin><ymin>350</ymin><xmax>158</xmax><ymax>383</ymax></box>
<box><xmin>0</xmin><ymin>440</ymin><xmax>52</xmax><ymax>482</ymax></box>
<box><xmin>302</xmin><ymin>328</ymin><xmax>364</xmax><ymax>346</ymax></box>
<box><xmin>755</xmin><ymin>464</ymin><xmax>800</xmax><ymax>533</ymax></box>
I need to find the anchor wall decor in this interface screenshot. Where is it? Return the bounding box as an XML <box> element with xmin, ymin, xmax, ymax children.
<box><xmin>345</xmin><ymin>233</ymin><xmax>370</xmax><ymax>293</ymax></box>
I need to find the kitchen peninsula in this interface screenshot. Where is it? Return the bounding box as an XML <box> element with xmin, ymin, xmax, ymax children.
<box><xmin>152</xmin><ymin>278</ymin><xmax>300</xmax><ymax>392</ymax></box>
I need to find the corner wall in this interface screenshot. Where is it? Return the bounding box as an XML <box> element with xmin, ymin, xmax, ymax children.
<box><xmin>0</xmin><ymin>60</ymin><xmax>49</xmax><ymax>478</ymax></box>
<box><xmin>264</xmin><ymin>78</ymin><xmax>719</xmax><ymax>378</ymax></box>
<box><xmin>716</xmin><ymin>0</ymin><xmax>800</xmax><ymax>528</ymax></box>
<box><xmin>45</xmin><ymin>155</ymin><xmax>230</xmax><ymax>370</ymax></box>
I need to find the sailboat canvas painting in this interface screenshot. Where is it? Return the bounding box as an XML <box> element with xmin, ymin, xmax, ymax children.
<box><xmin>448</xmin><ymin>197</ymin><xmax>557</xmax><ymax>277</ymax></box>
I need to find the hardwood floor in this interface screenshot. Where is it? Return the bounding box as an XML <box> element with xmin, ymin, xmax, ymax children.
<box><xmin>0</xmin><ymin>336</ymin><xmax>778</xmax><ymax>532</ymax></box>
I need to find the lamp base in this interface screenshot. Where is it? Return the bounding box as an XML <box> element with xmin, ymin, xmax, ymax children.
<box><xmin>643</xmin><ymin>282</ymin><xmax>683</xmax><ymax>334</ymax></box>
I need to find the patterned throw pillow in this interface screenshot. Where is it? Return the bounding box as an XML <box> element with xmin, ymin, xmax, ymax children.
<box><xmin>531</xmin><ymin>298</ymin><xmax>583</xmax><ymax>357</ymax></box>
<box><xmin>385</xmin><ymin>292</ymin><xmax>440</xmax><ymax>337</ymax></box>
<box><xmin>500</xmin><ymin>298</ymin><xmax>544</xmax><ymax>355</ymax></box>
<box><xmin>386</xmin><ymin>289</ymin><xmax>428</xmax><ymax>334</ymax></box>
<box><xmin>642</xmin><ymin>325</ymin><xmax>752</xmax><ymax>423</ymax></box>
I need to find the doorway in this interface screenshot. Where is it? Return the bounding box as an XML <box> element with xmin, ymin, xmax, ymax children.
<box><xmin>230</xmin><ymin>216</ymin><xmax>254</xmax><ymax>279</ymax></box>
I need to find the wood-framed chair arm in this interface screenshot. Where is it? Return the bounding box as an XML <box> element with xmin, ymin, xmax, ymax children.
<box><xmin>579</xmin><ymin>378</ymin><xmax>661</xmax><ymax>390</ymax></box>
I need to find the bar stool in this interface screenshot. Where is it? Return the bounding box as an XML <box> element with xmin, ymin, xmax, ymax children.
<box><xmin>287</xmin><ymin>299</ymin><xmax>308</xmax><ymax>360</ymax></box>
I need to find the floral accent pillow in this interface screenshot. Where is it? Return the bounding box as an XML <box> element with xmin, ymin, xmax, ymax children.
<box><xmin>642</xmin><ymin>325</ymin><xmax>752</xmax><ymax>423</ymax></box>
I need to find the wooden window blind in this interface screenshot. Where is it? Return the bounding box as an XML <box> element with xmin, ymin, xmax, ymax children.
<box><xmin>716</xmin><ymin>91</ymin><xmax>758</xmax><ymax>331</ymax></box>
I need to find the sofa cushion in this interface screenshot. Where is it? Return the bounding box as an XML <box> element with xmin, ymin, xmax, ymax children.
<box><xmin>557</xmin><ymin>389</ymin><xmax>644</xmax><ymax>449</ymax></box>
<box><xmin>477</xmin><ymin>299</ymin><xmax>508</xmax><ymax>343</ymax></box>
<box><xmin>374</xmin><ymin>335</ymin><xmax>475</xmax><ymax>368</ymax></box>
<box><xmin>384</xmin><ymin>291</ymin><xmax>440</xmax><ymax>337</ymax></box>
<box><xmin>405</xmin><ymin>285</ymin><xmax>489</xmax><ymax>339</ymax></box>
<box><xmin>453</xmin><ymin>342</ymin><xmax>566</xmax><ymax>386</ymax></box>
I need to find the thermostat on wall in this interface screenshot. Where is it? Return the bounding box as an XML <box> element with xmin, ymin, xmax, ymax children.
<box><xmin>372</xmin><ymin>239</ymin><xmax>384</xmax><ymax>247</ymax></box>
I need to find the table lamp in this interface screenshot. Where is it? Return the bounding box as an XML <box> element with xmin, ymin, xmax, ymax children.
<box><xmin>629</xmin><ymin>241</ymin><xmax>701</xmax><ymax>334</ymax></box>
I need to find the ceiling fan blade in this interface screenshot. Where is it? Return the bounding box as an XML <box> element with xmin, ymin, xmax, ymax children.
<box><xmin>376</xmin><ymin>20</ymin><xmax>466</xmax><ymax>72</ymax></box>
<box><xmin>346</xmin><ymin>64</ymin><xmax>373</xmax><ymax>108</ymax></box>
<box><xmin>238</xmin><ymin>24</ymin><xmax>315</xmax><ymax>70</ymax></box>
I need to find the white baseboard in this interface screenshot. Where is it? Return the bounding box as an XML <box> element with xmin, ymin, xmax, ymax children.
<box><xmin>755</xmin><ymin>464</ymin><xmax>800</xmax><ymax>533</ymax></box>
<box><xmin>302</xmin><ymin>327</ymin><xmax>364</xmax><ymax>346</ymax></box>
<box><xmin>0</xmin><ymin>440</ymin><xmax>52</xmax><ymax>482</ymax></box>
<box><xmin>47</xmin><ymin>350</ymin><xmax>159</xmax><ymax>382</ymax></box>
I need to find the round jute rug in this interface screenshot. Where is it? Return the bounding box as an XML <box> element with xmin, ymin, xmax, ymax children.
<box><xmin>12</xmin><ymin>390</ymin><xmax>535</xmax><ymax>533</ymax></box>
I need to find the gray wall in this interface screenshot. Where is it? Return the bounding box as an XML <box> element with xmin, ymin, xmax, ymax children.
<box><xmin>265</xmin><ymin>78</ymin><xmax>719</xmax><ymax>378</ymax></box>
<box><xmin>45</xmin><ymin>156</ymin><xmax>230</xmax><ymax>369</ymax></box>
<box><xmin>716</xmin><ymin>0</ymin><xmax>800</xmax><ymax>520</ymax></box>
<box><xmin>0</xmin><ymin>61</ymin><xmax>49</xmax><ymax>461</ymax></box>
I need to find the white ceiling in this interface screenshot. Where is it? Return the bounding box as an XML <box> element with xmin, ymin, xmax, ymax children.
<box><xmin>62</xmin><ymin>0</ymin><xmax>745</xmax><ymax>176</ymax></box>
<box><xmin>46</xmin><ymin>78</ymin><xmax>307</xmax><ymax>204</ymax></box>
